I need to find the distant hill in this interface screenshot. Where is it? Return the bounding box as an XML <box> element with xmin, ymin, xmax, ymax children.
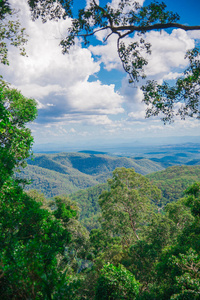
<box><xmin>17</xmin><ymin>152</ymin><xmax>163</xmax><ymax>198</ymax></box>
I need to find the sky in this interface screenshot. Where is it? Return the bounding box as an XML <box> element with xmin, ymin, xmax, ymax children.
<box><xmin>1</xmin><ymin>0</ymin><xmax>200</xmax><ymax>151</ymax></box>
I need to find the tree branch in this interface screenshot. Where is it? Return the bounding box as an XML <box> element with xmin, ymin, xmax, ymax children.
<box><xmin>76</xmin><ymin>26</ymin><xmax>110</xmax><ymax>38</ymax></box>
<box><xmin>109</xmin><ymin>23</ymin><xmax>200</xmax><ymax>35</ymax></box>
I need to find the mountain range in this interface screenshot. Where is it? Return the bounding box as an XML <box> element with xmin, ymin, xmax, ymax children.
<box><xmin>17</xmin><ymin>151</ymin><xmax>163</xmax><ymax>197</ymax></box>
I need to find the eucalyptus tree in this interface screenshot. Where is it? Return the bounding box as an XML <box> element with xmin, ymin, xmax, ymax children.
<box><xmin>99</xmin><ymin>167</ymin><xmax>161</xmax><ymax>244</ymax></box>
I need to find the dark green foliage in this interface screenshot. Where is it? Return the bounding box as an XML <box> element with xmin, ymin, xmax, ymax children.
<box><xmin>0</xmin><ymin>0</ymin><xmax>11</xmax><ymax>19</ymax></box>
<box><xmin>169</xmin><ymin>249</ymin><xmax>200</xmax><ymax>300</ymax></box>
<box><xmin>0</xmin><ymin>83</ymin><xmax>81</xmax><ymax>299</ymax></box>
<box><xmin>0</xmin><ymin>83</ymin><xmax>37</xmax><ymax>186</ymax></box>
<box><xmin>53</xmin><ymin>195</ymin><xmax>77</xmax><ymax>223</ymax></box>
<box><xmin>0</xmin><ymin>83</ymin><xmax>79</xmax><ymax>298</ymax></box>
<box><xmin>69</xmin><ymin>183</ymin><xmax>108</xmax><ymax>230</ymax></box>
<box><xmin>184</xmin><ymin>182</ymin><xmax>200</xmax><ymax>217</ymax></box>
<box><xmin>0</xmin><ymin>179</ymin><xmax>71</xmax><ymax>299</ymax></box>
<box><xmin>95</xmin><ymin>263</ymin><xmax>140</xmax><ymax>300</ymax></box>
<box><xmin>144</xmin><ymin>183</ymin><xmax>200</xmax><ymax>300</ymax></box>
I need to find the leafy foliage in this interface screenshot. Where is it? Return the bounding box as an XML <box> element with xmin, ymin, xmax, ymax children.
<box><xmin>0</xmin><ymin>83</ymin><xmax>82</xmax><ymax>298</ymax></box>
<box><xmin>142</xmin><ymin>48</ymin><xmax>200</xmax><ymax>122</ymax></box>
<box><xmin>0</xmin><ymin>179</ymin><xmax>72</xmax><ymax>299</ymax></box>
<box><xmin>95</xmin><ymin>263</ymin><xmax>140</xmax><ymax>300</ymax></box>
<box><xmin>0</xmin><ymin>0</ymin><xmax>27</xmax><ymax>65</ymax></box>
<box><xmin>27</xmin><ymin>0</ymin><xmax>73</xmax><ymax>21</ymax></box>
<box><xmin>0</xmin><ymin>83</ymin><xmax>37</xmax><ymax>187</ymax></box>
<box><xmin>69</xmin><ymin>183</ymin><xmax>108</xmax><ymax>230</ymax></box>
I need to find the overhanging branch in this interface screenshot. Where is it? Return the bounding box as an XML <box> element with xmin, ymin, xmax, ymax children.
<box><xmin>109</xmin><ymin>23</ymin><xmax>200</xmax><ymax>35</ymax></box>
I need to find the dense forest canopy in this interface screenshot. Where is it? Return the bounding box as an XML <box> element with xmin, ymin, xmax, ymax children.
<box><xmin>0</xmin><ymin>0</ymin><xmax>200</xmax><ymax>299</ymax></box>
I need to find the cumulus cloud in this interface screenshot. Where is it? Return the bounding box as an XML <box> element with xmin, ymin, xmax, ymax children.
<box><xmin>0</xmin><ymin>0</ymin><xmax>125</xmax><ymax>129</ymax></box>
<box><xmin>144</xmin><ymin>29</ymin><xmax>195</xmax><ymax>77</ymax></box>
<box><xmin>89</xmin><ymin>34</ymin><xmax>122</xmax><ymax>71</ymax></box>
<box><xmin>67</xmin><ymin>80</ymin><xmax>124</xmax><ymax>114</ymax></box>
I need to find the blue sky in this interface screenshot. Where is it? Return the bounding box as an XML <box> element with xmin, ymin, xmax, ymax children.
<box><xmin>1</xmin><ymin>0</ymin><xmax>200</xmax><ymax>151</ymax></box>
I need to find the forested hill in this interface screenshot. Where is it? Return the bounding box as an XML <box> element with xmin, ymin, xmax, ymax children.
<box><xmin>18</xmin><ymin>152</ymin><xmax>163</xmax><ymax>197</ymax></box>
<box><xmin>146</xmin><ymin>165</ymin><xmax>200</xmax><ymax>204</ymax></box>
<box><xmin>69</xmin><ymin>165</ymin><xmax>200</xmax><ymax>231</ymax></box>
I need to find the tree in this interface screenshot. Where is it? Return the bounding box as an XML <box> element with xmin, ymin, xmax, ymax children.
<box><xmin>99</xmin><ymin>168</ymin><xmax>161</xmax><ymax>244</ymax></box>
<box><xmin>0</xmin><ymin>82</ymin><xmax>37</xmax><ymax>187</ymax></box>
<box><xmin>0</xmin><ymin>17</ymin><xmax>80</xmax><ymax>296</ymax></box>
<box><xmin>126</xmin><ymin>199</ymin><xmax>194</xmax><ymax>293</ymax></box>
<box><xmin>0</xmin><ymin>82</ymin><xmax>79</xmax><ymax>298</ymax></box>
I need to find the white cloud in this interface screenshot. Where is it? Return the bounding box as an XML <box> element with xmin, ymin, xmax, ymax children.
<box><xmin>163</xmin><ymin>72</ymin><xmax>183</xmax><ymax>80</ymax></box>
<box><xmin>67</xmin><ymin>80</ymin><xmax>124</xmax><ymax>114</ymax></box>
<box><xmin>82</xmin><ymin>115</ymin><xmax>113</xmax><ymax>126</ymax></box>
<box><xmin>144</xmin><ymin>29</ymin><xmax>195</xmax><ymax>77</ymax></box>
<box><xmin>89</xmin><ymin>34</ymin><xmax>122</xmax><ymax>71</ymax></box>
<box><xmin>0</xmin><ymin>0</ymin><xmax>125</xmax><ymax>128</ymax></box>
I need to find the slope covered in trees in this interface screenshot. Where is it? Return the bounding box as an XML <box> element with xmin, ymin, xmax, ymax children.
<box><xmin>67</xmin><ymin>165</ymin><xmax>200</xmax><ymax>231</ymax></box>
<box><xmin>69</xmin><ymin>183</ymin><xmax>108</xmax><ymax>231</ymax></box>
<box><xmin>17</xmin><ymin>152</ymin><xmax>163</xmax><ymax>197</ymax></box>
<box><xmin>147</xmin><ymin>165</ymin><xmax>200</xmax><ymax>204</ymax></box>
